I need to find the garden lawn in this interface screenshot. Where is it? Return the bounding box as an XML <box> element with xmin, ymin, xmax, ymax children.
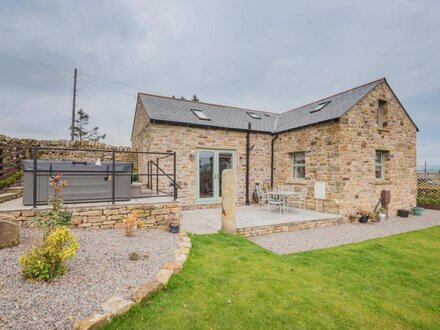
<box><xmin>105</xmin><ymin>226</ymin><xmax>440</xmax><ymax>329</ymax></box>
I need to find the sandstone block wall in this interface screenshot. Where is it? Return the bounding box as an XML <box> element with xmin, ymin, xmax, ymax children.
<box><xmin>0</xmin><ymin>202</ymin><xmax>181</xmax><ymax>229</ymax></box>
<box><xmin>131</xmin><ymin>114</ymin><xmax>273</xmax><ymax>205</ymax></box>
<box><xmin>337</xmin><ymin>81</ymin><xmax>417</xmax><ymax>216</ymax></box>
<box><xmin>132</xmin><ymin>81</ymin><xmax>417</xmax><ymax>217</ymax></box>
<box><xmin>273</xmin><ymin>81</ymin><xmax>417</xmax><ymax>217</ymax></box>
<box><xmin>273</xmin><ymin>120</ymin><xmax>344</xmax><ymax>214</ymax></box>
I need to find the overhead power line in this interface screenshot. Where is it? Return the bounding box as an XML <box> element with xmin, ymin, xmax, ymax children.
<box><xmin>0</xmin><ymin>52</ymin><xmax>146</xmax><ymax>94</ymax></box>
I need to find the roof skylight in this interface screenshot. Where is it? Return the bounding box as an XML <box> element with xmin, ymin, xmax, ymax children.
<box><xmin>247</xmin><ymin>112</ymin><xmax>262</xmax><ymax>119</ymax></box>
<box><xmin>191</xmin><ymin>109</ymin><xmax>211</xmax><ymax>121</ymax></box>
<box><xmin>310</xmin><ymin>101</ymin><xmax>330</xmax><ymax>113</ymax></box>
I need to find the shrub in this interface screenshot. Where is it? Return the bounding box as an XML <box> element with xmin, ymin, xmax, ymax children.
<box><xmin>19</xmin><ymin>226</ymin><xmax>79</xmax><ymax>281</ymax></box>
<box><xmin>33</xmin><ymin>172</ymin><xmax>72</xmax><ymax>231</ymax></box>
<box><xmin>129</xmin><ymin>252</ymin><xmax>140</xmax><ymax>261</ymax></box>
<box><xmin>417</xmin><ymin>197</ymin><xmax>440</xmax><ymax>205</ymax></box>
<box><xmin>0</xmin><ymin>170</ymin><xmax>23</xmax><ymax>188</ymax></box>
<box><xmin>125</xmin><ymin>212</ymin><xmax>139</xmax><ymax>237</ymax></box>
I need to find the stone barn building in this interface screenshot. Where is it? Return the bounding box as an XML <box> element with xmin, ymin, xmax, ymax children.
<box><xmin>131</xmin><ymin>78</ymin><xmax>418</xmax><ymax>218</ymax></box>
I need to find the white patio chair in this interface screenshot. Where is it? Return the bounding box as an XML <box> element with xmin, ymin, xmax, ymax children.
<box><xmin>289</xmin><ymin>186</ymin><xmax>308</xmax><ymax>210</ymax></box>
<box><xmin>255</xmin><ymin>183</ymin><xmax>267</xmax><ymax>206</ymax></box>
<box><xmin>266</xmin><ymin>191</ymin><xmax>283</xmax><ymax>214</ymax></box>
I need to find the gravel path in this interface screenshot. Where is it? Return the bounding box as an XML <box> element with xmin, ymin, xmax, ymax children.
<box><xmin>0</xmin><ymin>228</ymin><xmax>179</xmax><ymax>330</ymax></box>
<box><xmin>250</xmin><ymin>210</ymin><xmax>440</xmax><ymax>254</ymax></box>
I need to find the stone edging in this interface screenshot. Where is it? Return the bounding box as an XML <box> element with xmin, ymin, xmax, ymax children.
<box><xmin>73</xmin><ymin>232</ymin><xmax>191</xmax><ymax>330</ymax></box>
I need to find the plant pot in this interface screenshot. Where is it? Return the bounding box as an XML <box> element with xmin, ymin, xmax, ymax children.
<box><xmin>411</xmin><ymin>207</ymin><xmax>423</xmax><ymax>216</ymax></box>
<box><xmin>168</xmin><ymin>224</ymin><xmax>180</xmax><ymax>234</ymax></box>
<box><xmin>252</xmin><ymin>190</ymin><xmax>259</xmax><ymax>203</ymax></box>
<box><xmin>397</xmin><ymin>209</ymin><xmax>409</xmax><ymax>218</ymax></box>
<box><xmin>358</xmin><ymin>215</ymin><xmax>369</xmax><ymax>223</ymax></box>
<box><xmin>378</xmin><ymin>213</ymin><xmax>387</xmax><ymax>223</ymax></box>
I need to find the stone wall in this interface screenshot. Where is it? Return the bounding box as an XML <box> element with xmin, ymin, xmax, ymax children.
<box><xmin>0</xmin><ymin>134</ymin><xmax>137</xmax><ymax>172</ymax></box>
<box><xmin>273</xmin><ymin>120</ymin><xmax>344</xmax><ymax>214</ymax></box>
<box><xmin>132</xmin><ymin>81</ymin><xmax>417</xmax><ymax>216</ymax></box>
<box><xmin>0</xmin><ymin>202</ymin><xmax>181</xmax><ymax>229</ymax></box>
<box><xmin>337</xmin><ymin>81</ymin><xmax>417</xmax><ymax>216</ymax></box>
<box><xmin>273</xmin><ymin>81</ymin><xmax>417</xmax><ymax>217</ymax></box>
<box><xmin>131</xmin><ymin>110</ymin><xmax>273</xmax><ymax>205</ymax></box>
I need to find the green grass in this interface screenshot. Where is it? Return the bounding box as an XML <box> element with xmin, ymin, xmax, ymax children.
<box><xmin>105</xmin><ymin>227</ymin><xmax>440</xmax><ymax>329</ymax></box>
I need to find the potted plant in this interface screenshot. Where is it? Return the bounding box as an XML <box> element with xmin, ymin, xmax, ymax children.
<box><xmin>169</xmin><ymin>218</ymin><xmax>180</xmax><ymax>234</ymax></box>
<box><xmin>358</xmin><ymin>209</ymin><xmax>373</xmax><ymax>223</ymax></box>
<box><xmin>411</xmin><ymin>206</ymin><xmax>423</xmax><ymax>216</ymax></box>
<box><xmin>397</xmin><ymin>209</ymin><xmax>410</xmax><ymax>218</ymax></box>
<box><xmin>377</xmin><ymin>208</ymin><xmax>387</xmax><ymax>223</ymax></box>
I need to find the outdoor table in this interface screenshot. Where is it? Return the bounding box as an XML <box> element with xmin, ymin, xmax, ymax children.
<box><xmin>266</xmin><ymin>190</ymin><xmax>296</xmax><ymax>214</ymax></box>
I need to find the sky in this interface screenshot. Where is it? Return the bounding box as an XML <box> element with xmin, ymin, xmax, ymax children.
<box><xmin>0</xmin><ymin>0</ymin><xmax>439</xmax><ymax>165</ymax></box>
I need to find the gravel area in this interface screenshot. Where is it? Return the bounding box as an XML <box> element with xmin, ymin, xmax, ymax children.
<box><xmin>250</xmin><ymin>210</ymin><xmax>440</xmax><ymax>254</ymax></box>
<box><xmin>0</xmin><ymin>228</ymin><xmax>179</xmax><ymax>330</ymax></box>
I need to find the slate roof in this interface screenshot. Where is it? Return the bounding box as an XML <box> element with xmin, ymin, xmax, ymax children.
<box><xmin>138</xmin><ymin>93</ymin><xmax>277</xmax><ymax>132</ymax></box>
<box><xmin>137</xmin><ymin>78</ymin><xmax>416</xmax><ymax>133</ymax></box>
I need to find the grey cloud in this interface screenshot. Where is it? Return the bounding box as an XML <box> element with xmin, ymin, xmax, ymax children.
<box><xmin>0</xmin><ymin>0</ymin><xmax>438</xmax><ymax>165</ymax></box>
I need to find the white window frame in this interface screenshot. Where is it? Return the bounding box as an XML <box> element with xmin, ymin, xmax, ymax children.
<box><xmin>375</xmin><ymin>151</ymin><xmax>385</xmax><ymax>180</ymax></box>
<box><xmin>292</xmin><ymin>152</ymin><xmax>306</xmax><ymax>179</ymax></box>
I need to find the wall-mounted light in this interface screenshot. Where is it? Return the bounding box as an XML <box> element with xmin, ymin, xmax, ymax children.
<box><xmin>189</xmin><ymin>153</ymin><xmax>195</xmax><ymax>160</ymax></box>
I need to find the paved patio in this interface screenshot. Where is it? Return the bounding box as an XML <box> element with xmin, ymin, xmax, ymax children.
<box><xmin>181</xmin><ymin>206</ymin><xmax>342</xmax><ymax>234</ymax></box>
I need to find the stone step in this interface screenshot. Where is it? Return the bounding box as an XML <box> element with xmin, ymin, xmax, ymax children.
<box><xmin>6</xmin><ymin>186</ymin><xmax>23</xmax><ymax>194</ymax></box>
<box><xmin>0</xmin><ymin>192</ymin><xmax>19</xmax><ymax>204</ymax></box>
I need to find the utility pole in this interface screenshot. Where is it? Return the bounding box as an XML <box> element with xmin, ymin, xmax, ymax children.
<box><xmin>70</xmin><ymin>68</ymin><xmax>77</xmax><ymax>141</ymax></box>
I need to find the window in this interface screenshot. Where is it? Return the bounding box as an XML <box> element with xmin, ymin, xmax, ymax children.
<box><xmin>246</xmin><ymin>112</ymin><xmax>262</xmax><ymax>119</ymax></box>
<box><xmin>377</xmin><ymin>100</ymin><xmax>386</xmax><ymax>128</ymax></box>
<box><xmin>191</xmin><ymin>109</ymin><xmax>210</xmax><ymax>121</ymax></box>
<box><xmin>292</xmin><ymin>152</ymin><xmax>306</xmax><ymax>179</ymax></box>
<box><xmin>375</xmin><ymin>151</ymin><xmax>385</xmax><ymax>180</ymax></box>
<box><xmin>310</xmin><ymin>101</ymin><xmax>330</xmax><ymax>113</ymax></box>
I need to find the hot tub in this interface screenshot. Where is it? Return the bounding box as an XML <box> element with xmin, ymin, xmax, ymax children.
<box><xmin>21</xmin><ymin>160</ymin><xmax>132</xmax><ymax>205</ymax></box>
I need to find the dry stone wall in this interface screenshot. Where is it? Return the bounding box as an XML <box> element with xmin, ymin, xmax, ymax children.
<box><xmin>0</xmin><ymin>134</ymin><xmax>137</xmax><ymax>171</ymax></box>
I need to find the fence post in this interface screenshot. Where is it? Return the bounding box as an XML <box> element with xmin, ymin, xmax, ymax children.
<box><xmin>156</xmin><ymin>157</ymin><xmax>159</xmax><ymax>195</ymax></box>
<box><xmin>173</xmin><ymin>151</ymin><xmax>177</xmax><ymax>200</ymax></box>
<box><xmin>111</xmin><ymin>148</ymin><xmax>116</xmax><ymax>204</ymax></box>
<box><xmin>32</xmin><ymin>146</ymin><xmax>37</xmax><ymax>208</ymax></box>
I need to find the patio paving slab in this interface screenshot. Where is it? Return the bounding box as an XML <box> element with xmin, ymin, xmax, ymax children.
<box><xmin>181</xmin><ymin>206</ymin><xmax>341</xmax><ymax>234</ymax></box>
<box><xmin>250</xmin><ymin>209</ymin><xmax>440</xmax><ymax>254</ymax></box>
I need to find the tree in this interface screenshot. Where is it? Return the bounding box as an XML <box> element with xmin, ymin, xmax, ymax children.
<box><xmin>192</xmin><ymin>95</ymin><xmax>199</xmax><ymax>102</ymax></box>
<box><xmin>69</xmin><ymin>109</ymin><xmax>106</xmax><ymax>142</ymax></box>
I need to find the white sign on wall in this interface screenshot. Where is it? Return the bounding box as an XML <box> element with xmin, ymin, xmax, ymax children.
<box><xmin>314</xmin><ymin>182</ymin><xmax>326</xmax><ymax>200</ymax></box>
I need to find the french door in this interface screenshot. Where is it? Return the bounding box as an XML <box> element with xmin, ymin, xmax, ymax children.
<box><xmin>196</xmin><ymin>149</ymin><xmax>235</xmax><ymax>203</ymax></box>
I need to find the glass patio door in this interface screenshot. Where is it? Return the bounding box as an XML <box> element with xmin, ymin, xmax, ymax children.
<box><xmin>197</xmin><ymin>149</ymin><xmax>234</xmax><ymax>202</ymax></box>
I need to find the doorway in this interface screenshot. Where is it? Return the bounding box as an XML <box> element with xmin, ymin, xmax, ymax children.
<box><xmin>196</xmin><ymin>149</ymin><xmax>235</xmax><ymax>203</ymax></box>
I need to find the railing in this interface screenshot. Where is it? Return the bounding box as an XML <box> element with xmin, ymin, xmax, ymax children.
<box><xmin>30</xmin><ymin>146</ymin><xmax>180</xmax><ymax>208</ymax></box>
<box><xmin>0</xmin><ymin>143</ymin><xmax>26</xmax><ymax>180</ymax></box>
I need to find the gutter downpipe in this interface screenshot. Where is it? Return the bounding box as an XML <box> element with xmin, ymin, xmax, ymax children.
<box><xmin>246</xmin><ymin>122</ymin><xmax>251</xmax><ymax>205</ymax></box>
<box><xmin>271</xmin><ymin>134</ymin><xmax>279</xmax><ymax>189</ymax></box>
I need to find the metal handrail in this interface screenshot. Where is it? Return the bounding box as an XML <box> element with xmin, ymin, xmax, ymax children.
<box><xmin>31</xmin><ymin>146</ymin><xmax>179</xmax><ymax>208</ymax></box>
